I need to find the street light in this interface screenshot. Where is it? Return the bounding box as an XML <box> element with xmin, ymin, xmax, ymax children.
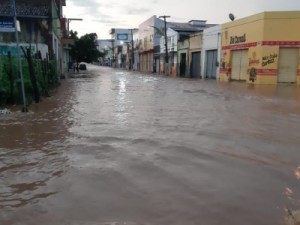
<box><xmin>130</xmin><ymin>29</ymin><xmax>134</xmax><ymax>70</ymax></box>
<box><xmin>159</xmin><ymin>15</ymin><xmax>170</xmax><ymax>75</ymax></box>
<box><xmin>108</xmin><ymin>39</ymin><xmax>115</xmax><ymax>67</ymax></box>
<box><xmin>12</xmin><ymin>0</ymin><xmax>27</xmax><ymax>112</ymax></box>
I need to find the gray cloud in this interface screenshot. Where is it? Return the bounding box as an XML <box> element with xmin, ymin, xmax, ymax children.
<box><xmin>125</xmin><ymin>7</ymin><xmax>151</xmax><ymax>15</ymax></box>
<box><xmin>68</xmin><ymin>0</ymin><xmax>99</xmax><ymax>8</ymax></box>
<box><xmin>68</xmin><ymin>0</ymin><xmax>150</xmax><ymax>17</ymax></box>
<box><xmin>68</xmin><ymin>0</ymin><xmax>101</xmax><ymax>17</ymax></box>
<box><xmin>92</xmin><ymin>18</ymin><xmax>127</xmax><ymax>28</ymax></box>
<box><xmin>92</xmin><ymin>18</ymin><xmax>125</xmax><ymax>26</ymax></box>
<box><xmin>68</xmin><ymin>0</ymin><xmax>151</xmax><ymax>28</ymax></box>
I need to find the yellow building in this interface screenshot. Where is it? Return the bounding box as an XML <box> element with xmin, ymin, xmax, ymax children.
<box><xmin>220</xmin><ymin>11</ymin><xmax>300</xmax><ymax>85</ymax></box>
<box><xmin>189</xmin><ymin>32</ymin><xmax>202</xmax><ymax>78</ymax></box>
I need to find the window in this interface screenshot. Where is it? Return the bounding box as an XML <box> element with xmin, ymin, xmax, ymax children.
<box><xmin>144</xmin><ymin>37</ymin><xmax>147</xmax><ymax>48</ymax></box>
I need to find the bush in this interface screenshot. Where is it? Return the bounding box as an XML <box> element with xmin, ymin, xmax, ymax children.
<box><xmin>0</xmin><ymin>54</ymin><xmax>59</xmax><ymax>106</ymax></box>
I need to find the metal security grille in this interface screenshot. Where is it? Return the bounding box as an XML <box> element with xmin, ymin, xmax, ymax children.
<box><xmin>278</xmin><ymin>48</ymin><xmax>298</xmax><ymax>83</ymax></box>
<box><xmin>191</xmin><ymin>51</ymin><xmax>201</xmax><ymax>78</ymax></box>
<box><xmin>205</xmin><ymin>49</ymin><xmax>218</xmax><ymax>79</ymax></box>
<box><xmin>0</xmin><ymin>0</ymin><xmax>50</xmax><ymax>18</ymax></box>
<box><xmin>231</xmin><ymin>49</ymin><xmax>248</xmax><ymax>81</ymax></box>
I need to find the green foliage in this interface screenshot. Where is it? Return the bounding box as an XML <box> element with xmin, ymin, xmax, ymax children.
<box><xmin>0</xmin><ymin>55</ymin><xmax>59</xmax><ymax>106</ymax></box>
<box><xmin>69</xmin><ymin>32</ymin><xmax>102</xmax><ymax>63</ymax></box>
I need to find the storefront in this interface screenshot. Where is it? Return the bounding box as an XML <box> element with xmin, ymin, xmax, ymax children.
<box><xmin>220</xmin><ymin>11</ymin><xmax>300</xmax><ymax>85</ymax></box>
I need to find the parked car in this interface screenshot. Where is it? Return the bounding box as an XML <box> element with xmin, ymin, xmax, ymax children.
<box><xmin>79</xmin><ymin>63</ymin><xmax>87</xmax><ymax>70</ymax></box>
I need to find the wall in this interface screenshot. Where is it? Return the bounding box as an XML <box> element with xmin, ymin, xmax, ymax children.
<box><xmin>0</xmin><ymin>43</ymin><xmax>48</xmax><ymax>58</ymax></box>
<box><xmin>201</xmin><ymin>25</ymin><xmax>221</xmax><ymax>79</ymax></box>
<box><xmin>262</xmin><ymin>12</ymin><xmax>300</xmax><ymax>84</ymax></box>
<box><xmin>160</xmin><ymin>28</ymin><xmax>178</xmax><ymax>76</ymax></box>
<box><xmin>220</xmin><ymin>12</ymin><xmax>265</xmax><ymax>82</ymax></box>
<box><xmin>138</xmin><ymin>16</ymin><xmax>156</xmax><ymax>53</ymax></box>
<box><xmin>189</xmin><ymin>32</ymin><xmax>202</xmax><ymax>77</ymax></box>
<box><xmin>220</xmin><ymin>11</ymin><xmax>300</xmax><ymax>85</ymax></box>
<box><xmin>138</xmin><ymin>16</ymin><xmax>156</xmax><ymax>72</ymax></box>
<box><xmin>138</xmin><ymin>16</ymin><xmax>171</xmax><ymax>73</ymax></box>
<box><xmin>177</xmin><ymin>38</ymin><xmax>190</xmax><ymax>76</ymax></box>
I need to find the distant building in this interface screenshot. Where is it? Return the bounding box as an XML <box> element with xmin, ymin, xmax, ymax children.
<box><xmin>97</xmin><ymin>39</ymin><xmax>113</xmax><ymax>66</ymax></box>
<box><xmin>110</xmin><ymin>28</ymin><xmax>134</xmax><ymax>68</ymax></box>
<box><xmin>138</xmin><ymin>16</ymin><xmax>168</xmax><ymax>73</ymax></box>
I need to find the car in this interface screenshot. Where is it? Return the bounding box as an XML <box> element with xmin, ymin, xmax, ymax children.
<box><xmin>79</xmin><ymin>63</ymin><xmax>87</xmax><ymax>70</ymax></box>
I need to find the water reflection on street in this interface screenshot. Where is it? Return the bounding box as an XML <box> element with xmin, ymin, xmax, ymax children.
<box><xmin>1</xmin><ymin>65</ymin><xmax>300</xmax><ymax>225</ymax></box>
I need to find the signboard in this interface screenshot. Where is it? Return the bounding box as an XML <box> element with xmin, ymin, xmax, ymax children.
<box><xmin>117</xmin><ymin>33</ymin><xmax>129</xmax><ymax>41</ymax></box>
<box><xmin>230</xmin><ymin>34</ymin><xmax>246</xmax><ymax>44</ymax></box>
<box><xmin>0</xmin><ymin>17</ymin><xmax>15</xmax><ymax>32</ymax></box>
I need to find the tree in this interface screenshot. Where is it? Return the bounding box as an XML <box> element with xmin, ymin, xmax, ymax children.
<box><xmin>69</xmin><ymin>32</ymin><xmax>102</xmax><ymax>63</ymax></box>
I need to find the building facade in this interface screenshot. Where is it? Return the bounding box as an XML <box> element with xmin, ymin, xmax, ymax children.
<box><xmin>138</xmin><ymin>16</ymin><xmax>166</xmax><ymax>73</ymax></box>
<box><xmin>0</xmin><ymin>0</ymin><xmax>67</xmax><ymax>77</ymax></box>
<box><xmin>189</xmin><ymin>32</ymin><xmax>202</xmax><ymax>78</ymax></box>
<box><xmin>110</xmin><ymin>28</ymin><xmax>135</xmax><ymax>68</ymax></box>
<box><xmin>177</xmin><ymin>37</ymin><xmax>190</xmax><ymax>77</ymax></box>
<box><xmin>201</xmin><ymin>25</ymin><xmax>221</xmax><ymax>79</ymax></box>
<box><xmin>159</xmin><ymin>28</ymin><xmax>178</xmax><ymax>76</ymax></box>
<box><xmin>220</xmin><ymin>11</ymin><xmax>300</xmax><ymax>85</ymax></box>
<box><xmin>162</xmin><ymin>20</ymin><xmax>216</xmax><ymax>78</ymax></box>
<box><xmin>97</xmin><ymin>39</ymin><xmax>113</xmax><ymax>66</ymax></box>
<box><xmin>160</xmin><ymin>21</ymin><xmax>209</xmax><ymax>77</ymax></box>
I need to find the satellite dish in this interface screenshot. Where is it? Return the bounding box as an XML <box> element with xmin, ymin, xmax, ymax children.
<box><xmin>229</xmin><ymin>13</ymin><xmax>235</xmax><ymax>21</ymax></box>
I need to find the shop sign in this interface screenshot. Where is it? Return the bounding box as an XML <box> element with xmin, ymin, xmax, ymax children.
<box><xmin>0</xmin><ymin>17</ymin><xmax>15</xmax><ymax>32</ymax></box>
<box><xmin>117</xmin><ymin>33</ymin><xmax>129</xmax><ymax>41</ymax></box>
<box><xmin>230</xmin><ymin>34</ymin><xmax>246</xmax><ymax>44</ymax></box>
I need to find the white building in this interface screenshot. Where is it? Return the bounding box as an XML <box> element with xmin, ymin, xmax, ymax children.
<box><xmin>110</xmin><ymin>28</ymin><xmax>135</xmax><ymax>68</ymax></box>
<box><xmin>159</xmin><ymin>28</ymin><xmax>178</xmax><ymax>75</ymax></box>
<box><xmin>201</xmin><ymin>25</ymin><xmax>221</xmax><ymax>79</ymax></box>
<box><xmin>159</xmin><ymin>20</ymin><xmax>212</xmax><ymax>77</ymax></box>
<box><xmin>97</xmin><ymin>39</ymin><xmax>113</xmax><ymax>66</ymax></box>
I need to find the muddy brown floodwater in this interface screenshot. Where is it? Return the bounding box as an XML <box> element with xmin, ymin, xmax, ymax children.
<box><xmin>1</xmin><ymin>65</ymin><xmax>300</xmax><ymax>225</ymax></box>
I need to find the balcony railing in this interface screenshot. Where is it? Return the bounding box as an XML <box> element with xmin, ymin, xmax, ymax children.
<box><xmin>0</xmin><ymin>1</ymin><xmax>50</xmax><ymax>18</ymax></box>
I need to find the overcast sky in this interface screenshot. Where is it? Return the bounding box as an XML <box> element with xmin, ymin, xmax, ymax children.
<box><xmin>64</xmin><ymin>0</ymin><xmax>300</xmax><ymax>39</ymax></box>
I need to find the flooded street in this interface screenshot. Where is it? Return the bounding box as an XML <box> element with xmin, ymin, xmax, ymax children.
<box><xmin>1</xmin><ymin>64</ymin><xmax>300</xmax><ymax>225</ymax></box>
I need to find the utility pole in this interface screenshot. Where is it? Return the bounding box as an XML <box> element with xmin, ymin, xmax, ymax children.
<box><xmin>111</xmin><ymin>39</ymin><xmax>115</xmax><ymax>68</ymax></box>
<box><xmin>12</xmin><ymin>0</ymin><xmax>27</xmax><ymax>112</ymax></box>
<box><xmin>159</xmin><ymin>15</ymin><xmax>170</xmax><ymax>75</ymax></box>
<box><xmin>130</xmin><ymin>29</ymin><xmax>134</xmax><ymax>70</ymax></box>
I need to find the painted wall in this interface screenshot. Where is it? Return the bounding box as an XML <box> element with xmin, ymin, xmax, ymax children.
<box><xmin>0</xmin><ymin>43</ymin><xmax>48</xmax><ymax>58</ymax></box>
<box><xmin>262</xmin><ymin>12</ymin><xmax>300</xmax><ymax>85</ymax></box>
<box><xmin>220</xmin><ymin>11</ymin><xmax>300</xmax><ymax>85</ymax></box>
<box><xmin>189</xmin><ymin>32</ymin><xmax>202</xmax><ymax>77</ymax></box>
<box><xmin>177</xmin><ymin>39</ymin><xmax>189</xmax><ymax>77</ymax></box>
<box><xmin>131</xmin><ymin>30</ymin><xmax>139</xmax><ymax>71</ymax></box>
<box><xmin>138</xmin><ymin>16</ymin><xmax>155</xmax><ymax>72</ymax></box>
<box><xmin>138</xmin><ymin>16</ymin><xmax>172</xmax><ymax>73</ymax></box>
<box><xmin>220</xmin><ymin>12</ymin><xmax>265</xmax><ymax>82</ymax></box>
<box><xmin>160</xmin><ymin>28</ymin><xmax>178</xmax><ymax>76</ymax></box>
<box><xmin>160</xmin><ymin>28</ymin><xmax>178</xmax><ymax>54</ymax></box>
<box><xmin>201</xmin><ymin>25</ymin><xmax>221</xmax><ymax>79</ymax></box>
